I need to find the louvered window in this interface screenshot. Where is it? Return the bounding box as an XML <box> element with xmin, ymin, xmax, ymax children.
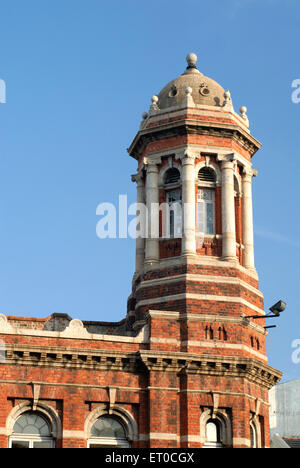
<box><xmin>198</xmin><ymin>167</ymin><xmax>216</xmax><ymax>183</ymax></box>
<box><xmin>165</xmin><ymin>168</ymin><xmax>180</xmax><ymax>185</ymax></box>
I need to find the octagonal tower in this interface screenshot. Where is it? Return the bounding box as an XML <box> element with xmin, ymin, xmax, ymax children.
<box><xmin>127</xmin><ymin>54</ymin><xmax>282</xmax><ymax>448</ymax></box>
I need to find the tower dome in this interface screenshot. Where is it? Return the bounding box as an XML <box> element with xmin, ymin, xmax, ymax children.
<box><xmin>157</xmin><ymin>53</ymin><xmax>228</xmax><ymax>109</ymax></box>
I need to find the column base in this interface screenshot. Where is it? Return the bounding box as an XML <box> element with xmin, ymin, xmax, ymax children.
<box><xmin>221</xmin><ymin>256</ymin><xmax>239</xmax><ymax>263</ymax></box>
<box><xmin>181</xmin><ymin>252</ymin><xmax>197</xmax><ymax>259</ymax></box>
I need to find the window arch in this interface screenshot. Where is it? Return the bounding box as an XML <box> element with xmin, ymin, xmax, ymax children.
<box><xmin>9</xmin><ymin>411</ymin><xmax>54</xmax><ymax>449</ymax></box>
<box><xmin>85</xmin><ymin>405</ymin><xmax>138</xmax><ymax>449</ymax></box>
<box><xmin>200</xmin><ymin>409</ymin><xmax>232</xmax><ymax>448</ymax></box>
<box><xmin>164</xmin><ymin>167</ymin><xmax>180</xmax><ymax>185</ymax></box>
<box><xmin>198</xmin><ymin>167</ymin><xmax>216</xmax><ymax>184</ymax></box>
<box><xmin>88</xmin><ymin>415</ymin><xmax>130</xmax><ymax>448</ymax></box>
<box><xmin>205</xmin><ymin>419</ymin><xmax>222</xmax><ymax>448</ymax></box>
<box><xmin>250</xmin><ymin>416</ymin><xmax>262</xmax><ymax>448</ymax></box>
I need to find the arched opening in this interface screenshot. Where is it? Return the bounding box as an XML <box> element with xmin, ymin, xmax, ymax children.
<box><xmin>88</xmin><ymin>415</ymin><xmax>130</xmax><ymax>448</ymax></box>
<box><xmin>198</xmin><ymin>167</ymin><xmax>216</xmax><ymax>184</ymax></box>
<box><xmin>9</xmin><ymin>411</ymin><xmax>54</xmax><ymax>448</ymax></box>
<box><xmin>204</xmin><ymin>419</ymin><xmax>223</xmax><ymax>448</ymax></box>
<box><xmin>164</xmin><ymin>167</ymin><xmax>180</xmax><ymax>185</ymax></box>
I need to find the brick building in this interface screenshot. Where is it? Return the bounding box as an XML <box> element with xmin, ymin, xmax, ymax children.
<box><xmin>0</xmin><ymin>54</ymin><xmax>282</xmax><ymax>448</ymax></box>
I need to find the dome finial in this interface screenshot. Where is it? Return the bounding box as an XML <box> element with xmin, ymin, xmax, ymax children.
<box><xmin>186</xmin><ymin>53</ymin><xmax>198</xmax><ymax>69</ymax></box>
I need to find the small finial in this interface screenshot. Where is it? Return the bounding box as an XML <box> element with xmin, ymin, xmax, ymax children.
<box><xmin>186</xmin><ymin>53</ymin><xmax>198</xmax><ymax>69</ymax></box>
<box><xmin>240</xmin><ymin>106</ymin><xmax>247</xmax><ymax>117</ymax></box>
<box><xmin>149</xmin><ymin>95</ymin><xmax>160</xmax><ymax>113</ymax></box>
<box><xmin>224</xmin><ymin>90</ymin><xmax>231</xmax><ymax>100</ymax></box>
<box><xmin>223</xmin><ymin>90</ymin><xmax>233</xmax><ymax>110</ymax></box>
<box><xmin>184</xmin><ymin>87</ymin><xmax>195</xmax><ymax>107</ymax></box>
<box><xmin>239</xmin><ymin>106</ymin><xmax>249</xmax><ymax>126</ymax></box>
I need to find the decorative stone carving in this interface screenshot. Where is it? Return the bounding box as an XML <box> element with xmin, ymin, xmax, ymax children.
<box><xmin>61</xmin><ymin>319</ymin><xmax>90</xmax><ymax>338</ymax></box>
<box><xmin>239</xmin><ymin>106</ymin><xmax>249</xmax><ymax>127</ymax></box>
<box><xmin>0</xmin><ymin>314</ymin><xmax>13</xmax><ymax>333</ymax></box>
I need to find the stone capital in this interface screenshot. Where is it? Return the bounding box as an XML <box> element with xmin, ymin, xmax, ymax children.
<box><xmin>176</xmin><ymin>150</ymin><xmax>197</xmax><ymax>165</ymax></box>
<box><xmin>131</xmin><ymin>173</ymin><xmax>144</xmax><ymax>186</ymax></box>
<box><xmin>217</xmin><ymin>152</ymin><xmax>237</xmax><ymax>164</ymax></box>
<box><xmin>242</xmin><ymin>167</ymin><xmax>258</xmax><ymax>180</ymax></box>
<box><xmin>143</xmin><ymin>157</ymin><xmax>161</xmax><ymax>173</ymax></box>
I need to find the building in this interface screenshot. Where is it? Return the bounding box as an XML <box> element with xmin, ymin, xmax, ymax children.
<box><xmin>0</xmin><ymin>54</ymin><xmax>282</xmax><ymax>449</ymax></box>
<box><xmin>269</xmin><ymin>379</ymin><xmax>300</xmax><ymax>448</ymax></box>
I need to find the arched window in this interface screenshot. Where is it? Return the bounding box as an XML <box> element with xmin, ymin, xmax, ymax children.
<box><xmin>9</xmin><ymin>411</ymin><xmax>54</xmax><ymax>448</ymax></box>
<box><xmin>198</xmin><ymin>167</ymin><xmax>216</xmax><ymax>184</ymax></box>
<box><xmin>197</xmin><ymin>167</ymin><xmax>216</xmax><ymax>236</ymax></box>
<box><xmin>204</xmin><ymin>419</ymin><xmax>223</xmax><ymax>448</ymax></box>
<box><xmin>88</xmin><ymin>415</ymin><xmax>130</xmax><ymax>448</ymax></box>
<box><xmin>164</xmin><ymin>167</ymin><xmax>180</xmax><ymax>185</ymax></box>
<box><xmin>164</xmin><ymin>168</ymin><xmax>181</xmax><ymax>239</ymax></box>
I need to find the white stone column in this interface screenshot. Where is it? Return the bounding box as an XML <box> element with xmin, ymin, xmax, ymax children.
<box><xmin>181</xmin><ymin>151</ymin><xmax>196</xmax><ymax>256</ymax></box>
<box><xmin>131</xmin><ymin>173</ymin><xmax>145</xmax><ymax>273</ymax></box>
<box><xmin>145</xmin><ymin>161</ymin><xmax>159</xmax><ymax>264</ymax></box>
<box><xmin>242</xmin><ymin>168</ymin><xmax>256</xmax><ymax>270</ymax></box>
<box><xmin>221</xmin><ymin>157</ymin><xmax>237</xmax><ymax>260</ymax></box>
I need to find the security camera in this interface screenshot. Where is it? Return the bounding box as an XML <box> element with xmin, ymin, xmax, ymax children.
<box><xmin>269</xmin><ymin>300</ymin><xmax>286</xmax><ymax>316</ymax></box>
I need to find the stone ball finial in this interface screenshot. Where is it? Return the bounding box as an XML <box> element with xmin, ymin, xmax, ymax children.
<box><xmin>239</xmin><ymin>106</ymin><xmax>249</xmax><ymax>125</ymax></box>
<box><xmin>224</xmin><ymin>90</ymin><xmax>231</xmax><ymax>99</ymax></box>
<box><xmin>186</xmin><ymin>53</ymin><xmax>197</xmax><ymax>68</ymax></box>
<box><xmin>149</xmin><ymin>95</ymin><xmax>160</xmax><ymax>112</ymax></box>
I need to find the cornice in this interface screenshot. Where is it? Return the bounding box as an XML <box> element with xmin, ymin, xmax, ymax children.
<box><xmin>128</xmin><ymin>119</ymin><xmax>261</xmax><ymax>161</ymax></box>
<box><xmin>1</xmin><ymin>344</ymin><xmax>282</xmax><ymax>389</ymax></box>
<box><xmin>139</xmin><ymin>351</ymin><xmax>282</xmax><ymax>389</ymax></box>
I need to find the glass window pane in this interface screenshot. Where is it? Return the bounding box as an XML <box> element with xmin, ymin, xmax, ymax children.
<box><xmin>91</xmin><ymin>417</ymin><xmax>126</xmax><ymax>439</ymax></box>
<box><xmin>33</xmin><ymin>441</ymin><xmax>53</xmax><ymax>449</ymax></box>
<box><xmin>197</xmin><ymin>202</ymin><xmax>204</xmax><ymax>234</ymax></box>
<box><xmin>170</xmin><ymin>210</ymin><xmax>174</xmax><ymax>238</ymax></box>
<box><xmin>13</xmin><ymin>412</ymin><xmax>51</xmax><ymax>436</ymax></box>
<box><xmin>206</xmin><ymin>203</ymin><xmax>214</xmax><ymax>234</ymax></box>
<box><xmin>206</xmin><ymin>421</ymin><xmax>218</xmax><ymax>442</ymax></box>
<box><xmin>11</xmin><ymin>440</ymin><xmax>30</xmax><ymax>449</ymax></box>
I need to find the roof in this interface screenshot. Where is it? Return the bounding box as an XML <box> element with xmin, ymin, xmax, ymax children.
<box><xmin>157</xmin><ymin>53</ymin><xmax>228</xmax><ymax>110</ymax></box>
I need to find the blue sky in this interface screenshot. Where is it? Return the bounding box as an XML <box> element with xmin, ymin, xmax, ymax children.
<box><xmin>0</xmin><ymin>0</ymin><xmax>299</xmax><ymax>382</ymax></box>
